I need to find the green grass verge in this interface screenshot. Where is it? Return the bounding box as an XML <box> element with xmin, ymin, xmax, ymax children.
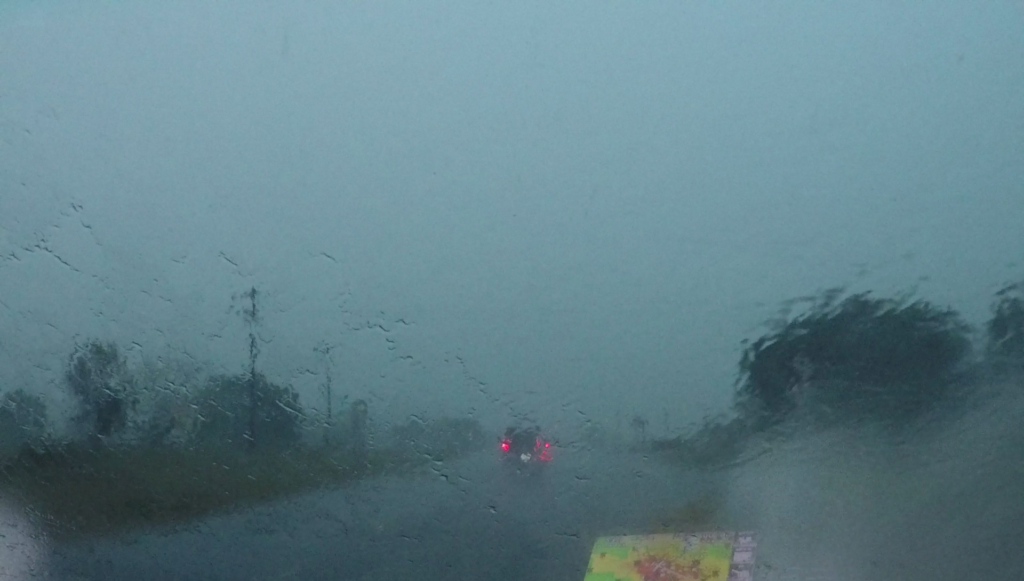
<box><xmin>0</xmin><ymin>443</ymin><xmax>424</xmax><ymax>540</ymax></box>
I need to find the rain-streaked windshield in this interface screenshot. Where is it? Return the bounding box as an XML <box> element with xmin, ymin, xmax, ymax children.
<box><xmin>2</xmin><ymin>3</ymin><xmax>1023</xmax><ymax>580</ymax></box>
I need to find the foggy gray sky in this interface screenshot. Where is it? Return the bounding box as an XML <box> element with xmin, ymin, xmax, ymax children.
<box><xmin>2</xmin><ymin>1</ymin><xmax>1023</xmax><ymax>434</ymax></box>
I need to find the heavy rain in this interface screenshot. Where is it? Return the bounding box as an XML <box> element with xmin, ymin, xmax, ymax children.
<box><xmin>1</xmin><ymin>2</ymin><xmax>1023</xmax><ymax>580</ymax></box>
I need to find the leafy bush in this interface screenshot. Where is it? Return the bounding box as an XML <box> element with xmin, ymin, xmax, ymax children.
<box><xmin>738</xmin><ymin>291</ymin><xmax>973</xmax><ymax>420</ymax></box>
<box><xmin>193</xmin><ymin>372</ymin><xmax>305</xmax><ymax>450</ymax></box>
<box><xmin>64</xmin><ymin>340</ymin><xmax>138</xmax><ymax>443</ymax></box>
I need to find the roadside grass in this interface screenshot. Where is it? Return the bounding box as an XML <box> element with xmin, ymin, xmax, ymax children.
<box><xmin>0</xmin><ymin>442</ymin><xmax>424</xmax><ymax>540</ymax></box>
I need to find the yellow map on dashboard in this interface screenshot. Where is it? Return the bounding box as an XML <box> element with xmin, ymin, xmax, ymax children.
<box><xmin>583</xmin><ymin>531</ymin><xmax>757</xmax><ymax>581</ymax></box>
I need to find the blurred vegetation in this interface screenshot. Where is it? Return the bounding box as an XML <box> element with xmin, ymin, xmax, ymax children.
<box><xmin>737</xmin><ymin>290</ymin><xmax>973</xmax><ymax>422</ymax></box>
<box><xmin>65</xmin><ymin>339</ymin><xmax>139</xmax><ymax>444</ymax></box>
<box><xmin>0</xmin><ymin>441</ymin><xmax>412</xmax><ymax>540</ymax></box>
<box><xmin>650</xmin><ymin>287</ymin><xmax>999</xmax><ymax>468</ymax></box>
<box><xmin>0</xmin><ymin>330</ymin><xmax>481</xmax><ymax>538</ymax></box>
<box><xmin>192</xmin><ymin>372</ymin><xmax>304</xmax><ymax>450</ymax></box>
<box><xmin>986</xmin><ymin>281</ymin><xmax>1024</xmax><ymax>372</ymax></box>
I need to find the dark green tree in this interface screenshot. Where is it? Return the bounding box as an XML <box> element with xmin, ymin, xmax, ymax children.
<box><xmin>193</xmin><ymin>372</ymin><xmax>304</xmax><ymax>450</ymax></box>
<box><xmin>986</xmin><ymin>282</ymin><xmax>1024</xmax><ymax>368</ymax></box>
<box><xmin>738</xmin><ymin>291</ymin><xmax>973</xmax><ymax>421</ymax></box>
<box><xmin>64</xmin><ymin>340</ymin><xmax>137</xmax><ymax>443</ymax></box>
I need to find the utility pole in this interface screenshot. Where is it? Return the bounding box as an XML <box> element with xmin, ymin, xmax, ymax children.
<box><xmin>316</xmin><ymin>342</ymin><xmax>334</xmax><ymax>446</ymax></box>
<box><xmin>244</xmin><ymin>286</ymin><xmax>260</xmax><ymax>450</ymax></box>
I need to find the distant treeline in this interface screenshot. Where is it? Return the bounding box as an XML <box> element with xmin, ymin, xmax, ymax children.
<box><xmin>0</xmin><ymin>286</ymin><xmax>488</xmax><ymax>463</ymax></box>
<box><xmin>2</xmin><ymin>281</ymin><xmax>1023</xmax><ymax>460</ymax></box>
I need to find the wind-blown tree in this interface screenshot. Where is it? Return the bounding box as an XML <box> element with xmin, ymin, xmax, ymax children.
<box><xmin>193</xmin><ymin>372</ymin><xmax>304</xmax><ymax>450</ymax></box>
<box><xmin>986</xmin><ymin>282</ymin><xmax>1024</xmax><ymax>370</ymax></box>
<box><xmin>0</xmin><ymin>389</ymin><xmax>48</xmax><ymax>458</ymax></box>
<box><xmin>64</xmin><ymin>340</ymin><xmax>138</xmax><ymax>444</ymax></box>
<box><xmin>738</xmin><ymin>291</ymin><xmax>973</xmax><ymax>422</ymax></box>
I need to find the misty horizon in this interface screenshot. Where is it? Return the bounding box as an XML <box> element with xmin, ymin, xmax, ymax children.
<box><xmin>2</xmin><ymin>1</ymin><xmax>1022</xmax><ymax>434</ymax></box>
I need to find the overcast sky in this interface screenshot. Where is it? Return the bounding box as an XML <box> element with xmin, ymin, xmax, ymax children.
<box><xmin>1</xmin><ymin>1</ymin><xmax>1022</xmax><ymax>435</ymax></box>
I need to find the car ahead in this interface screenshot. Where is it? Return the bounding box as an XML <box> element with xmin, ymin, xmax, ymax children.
<box><xmin>499</xmin><ymin>425</ymin><xmax>552</xmax><ymax>475</ymax></box>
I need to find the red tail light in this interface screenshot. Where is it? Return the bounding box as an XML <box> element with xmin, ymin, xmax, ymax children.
<box><xmin>538</xmin><ymin>440</ymin><xmax>553</xmax><ymax>461</ymax></box>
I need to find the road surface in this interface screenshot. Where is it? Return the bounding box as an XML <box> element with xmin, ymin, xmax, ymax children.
<box><xmin>39</xmin><ymin>447</ymin><xmax>710</xmax><ymax>581</ymax></box>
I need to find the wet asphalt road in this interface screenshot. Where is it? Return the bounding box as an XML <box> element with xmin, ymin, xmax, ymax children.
<box><xmin>42</xmin><ymin>448</ymin><xmax>705</xmax><ymax>581</ymax></box>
